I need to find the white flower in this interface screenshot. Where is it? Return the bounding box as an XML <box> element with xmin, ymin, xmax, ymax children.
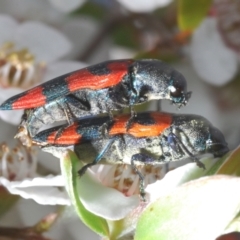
<box><xmin>60</xmin><ymin>150</ymin><xmax>220</xmax><ymax>238</ymax></box>
<box><xmin>0</xmin><ymin>14</ymin><xmax>86</xmax><ymax>125</ymax></box>
<box><xmin>145</xmin><ymin>155</ymin><xmax>218</xmax><ymax>201</ymax></box>
<box><xmin>80</xmin><ymin>156</ymin><xmax>216</xmax><ymax>220</ymax></box>
<box><xmin>0</xmin><ymin>142</ymin><xmax>70</xmax><ymax>205</ymax></box>
<box><xmin>0</xmin><ymin>0</ymin><xmax>65</xmax><ymax>24</ymax></box>
<box><xmin>189</xmin><ymin>17</ymin><xmax>238</xmax><ymax>86</ymax></box>
<box><xmin>117</xmin><ymin>0</ymin><xmax>173</xmax><ymax>12</ymax></box>
<box><xmin>78</xmin><ymin>163</ymin><xmax>166</xmax><ymax>220</ymax></box>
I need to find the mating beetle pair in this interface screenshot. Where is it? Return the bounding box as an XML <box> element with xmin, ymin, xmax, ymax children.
<box><xmin>0</xmin><ymin>59</ymin><xmax>229</xmax><ymax>200</ymax></box>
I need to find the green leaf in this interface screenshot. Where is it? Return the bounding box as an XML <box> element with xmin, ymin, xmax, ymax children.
<box><xmin>205</xmin><ymin>153</ymin><xmax>230</xmax><ymax>176</ymax></box>
<box><xmin>71</xmin><ymin>2</ymin><xmax>106</xmax><ymax>20</ymax></box>
<box><xmin>135</xmin><ymin>175</ymin><xmax>240</xmax><ymax>240</ymax></box>
<box><xmin>216</xmin><ymin>146</ymin><xmax>240</xmax><ymax>176</ymax></box>
<box><xmin>178</xmin><ymin>0</ymin><xmax>212</xmax><ymax>30</ymax></box>
<box><xmin>134</xmin><ymin>51</ymin><xmax>180</xmax><ymax>63</ymax></box>
<box><xmin>60</xmin><ymin>150</ymin><xmax>109</xmax><ymax>237</ymax></box>
<box><xmin>112</xmin><ymin>24</ymin><xmax>138</xmax><ymax>49</ymax></box>
<box><xmin>0</xmin><ymin>186</ymin><xmax>19</xmax><ymax>216</ymax></box>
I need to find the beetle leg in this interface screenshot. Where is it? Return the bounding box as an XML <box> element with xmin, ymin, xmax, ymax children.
<box><xmin>101</xmin><ymin>120</ymin><xmax>113</xmax><ymax>139</ymax></box>
<box><xmin>100</xmin><ymin>111</ymin><xmax>115</xmax><ymax>139</ymax></box>
<box><xmin>64</xmin><ymin>94</ymin><xmax>91</xmax><ymax>112</ymax></box>
<box><xmin>126</xmin><ymin>106</ymin><xmax>137</xmax><ymax>130</ymax></box>
<box><xmin>101</xmin><ymin>123</ymin><xmax>109</xmax><ymax>139</ymax></box>
<box><xmin>158</xmin><ymin>135</ymin><xmax>172</xmax><ymax>161</ymax></box>
<box><xmin>53</xmin><ymin>94</ymin><xmax>91</xmax><ymax>141</ymax></box>
<box><xmin>57</xmin><ymin>94</ymin><xmax>91</xmax><ymax>125</ymax></box>
<box><xmin>166</xmin><ymin>128</ymin><xmax>185</xmax><ymax>159</ymax></box>
<box><xmin>131</xmin><ymin>153</ymin><xmax>158</xmax><ymax>201</ymax></box>
<box><xmin>62</xmin><ymin>94</ymin><xmax>90</xmax><ymax>124</ymax></box>
<box><xmin>78</xmin><ymin>137</ymin><xmax>117</xmax><ymax>177</ymax></box>
<box><xmin>51</xmin><ymin>101</ymin><xmax>73</xmax><ymax>142</ymax></box>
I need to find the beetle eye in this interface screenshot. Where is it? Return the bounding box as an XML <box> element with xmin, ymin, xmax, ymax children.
<box><xmin>138</xmin><ymin>85</ymin><xmax>152</xmax><ymax>102</ymax></box>
<box><xmin>170</xmin><ymin>86</ymin><xmax>183</xmax><ymax>98</ymax></box>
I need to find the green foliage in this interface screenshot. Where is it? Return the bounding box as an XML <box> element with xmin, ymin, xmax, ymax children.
<box><xmin>111</xmin><ymin>24</ymin><xmax>138</xmax><ymax>49</ymax></box>
<box><xmin>135</xmin><ymin>147</ymin><xmax>240</xmax><ymax>240</ymax></box>
<box><xmin>60</xmin><ymin>151</ymin><xmax>109</xmax><ymax>237</ymax></box>
<box><xmin>135</xmin><ymin>175</ymin><xmax>240</xmax><ymax>240</ymax></box>
<box><xmin>0</xmin><ymin>187</ymin><xmax>19</xmax><ymax>217</ymax></box>
<box><xmin>71</xmin><ymin>2</ymin><xmax>106</xmax><ymax>20</ymax></box>
<box><xmin>216</xmin><ymin>146</ymin><xmax>240</xmax><ymax>176</ymax></box>
<box><xmin>135</xmin><ymin>50</ymin><xmax>180</xmax><ymax>63</ymax></box>
<box><xmin>178</xmin><ymin>0</ymin><xmax>212</xmax><ymax>30</ymax></box>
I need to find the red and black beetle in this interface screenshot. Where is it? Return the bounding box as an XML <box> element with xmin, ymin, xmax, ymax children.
<box><xmin>33</xmin><ymin>111</ymin><xmax>229</xmax><ymax>199</ymax></box>
<box><xmin>1</xmin><ymin>59</ymin><xmax>191</xmax><ymax>136</ymax></box>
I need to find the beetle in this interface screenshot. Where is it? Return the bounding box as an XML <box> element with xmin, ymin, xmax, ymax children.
<box><xmin>32</xmin><ymin>111</ymin><xmax>229</xmax><ymax>199</ymax></box>
<box><xmin>1</xmin><ymin>59</ymin><xmax>191</xmax><ymax>136</ymax></box>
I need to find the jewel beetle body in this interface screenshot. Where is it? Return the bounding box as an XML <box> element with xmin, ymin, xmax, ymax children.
<box><xmin>1</xmin><ymin>59</ymin><xmax>191</xmax><ymax>136</ymax></box>
<box><xmin>33</xmin><ymin>111</ymin><xmax>229</xmax><ymax>198</ymax></box>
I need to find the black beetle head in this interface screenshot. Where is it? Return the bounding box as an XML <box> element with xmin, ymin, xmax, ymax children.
<box><xmin>206</xmin><ymin>126</ymin><xmax>229</xmax><ymax>157</ymax></box>
<box><xmin>133</xmin><ymin>60</ymin><xmax>191</xmax><ymax>108</ymax></box>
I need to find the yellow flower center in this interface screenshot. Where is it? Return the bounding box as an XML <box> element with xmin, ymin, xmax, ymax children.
<box><xmin>0</xmin><ymin>42</ymin><xmax>46</xmax><ymax>88</ymax></box>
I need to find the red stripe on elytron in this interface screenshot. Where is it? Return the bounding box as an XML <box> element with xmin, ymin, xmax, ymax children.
<box><xmin>47</xmin><ymin>123</ymin><xmax>82</xmax><ymax>145</ymax></box>
<box><xmin>66</xmin><ymin>60</ymin><xmax>133</xmax><ymax>92</ymax></box>
<box><xmin>12</xmin><ymin>87</ymin><xmax>46</xmax><ymax>109</ymax></box>
<box><xmin>109</xmin><ymin>112</ymin><xmax>172</xmax><ymax>138</ymax></box>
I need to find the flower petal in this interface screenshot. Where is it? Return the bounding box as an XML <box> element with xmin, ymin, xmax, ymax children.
<box><xmin>0</xmin><ymin>119</ymin><xmax>18</xmax><ymax>142</ymax></box>
<box><xmin>0</xmin><ymin>0</ymin><xmax>64</xmax><ymax>25</ymax></box>
<box><xmin>44</xmin><ymin>60</ymin><xmax>86</xmax><ymax>80</ymax></box>
<box><xmin>0</xmin><ymin>109</ymin><xmax>23</xmax><ymax>125</ymax></box>
<box><xmin>0</xmin><ymin>87</ymin><xmax>24</xmax><ymax>125</ymax></box>
<box><xmin>117</xmin><ymin>0</ymin><xmax>173</xmax><ymax>12</ymax></box>
<box><xmin>38</xmin><ymin>150</ymin><xmax>61</xmax><ymax>173</ymax></box>
<box><xmin>0</xmin><ymin>87</ymin><xmax>22</xmax><ymax>100</ymax></box>
<box><xmin>15</xmin><ymin>21</ymin><xmax>72</xmax><ymax>63</ymax></box>
<box><xmin>0</xmin><ymin>175</ymin><xmax>70</xmax><ymax>205</ymax></box>
<box><xmin>8</xmin><ymin>175</ymin><xmax>66</xmax><ymax>187</ymax></box>
<box><xmin>146</xmin><ymin>156</ymin><xmax>219</xmax><ymax>202</ymax></box>
<box><xmin>190</xmin><ymin>18</ymin><xmax>238</xmax><ymax>86</ymax></box>
<box><xmin>49</xmin><ymin>0</ymin><xmax>86</xmax><ymax>12</ymax></box>
<box><xmin>61</xmin><ymin>150</ymin><xmax>140</xmax><ymax>221</ymax></box>
<box><xmin>79</xmin><ymin>169</ymin><xmax>140</xmax><ymax>220</ymax></box>
<box><xmin>0</xmin><ymin>14</ymin><xmax>18</xmax><ymax>44</ymax></box>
